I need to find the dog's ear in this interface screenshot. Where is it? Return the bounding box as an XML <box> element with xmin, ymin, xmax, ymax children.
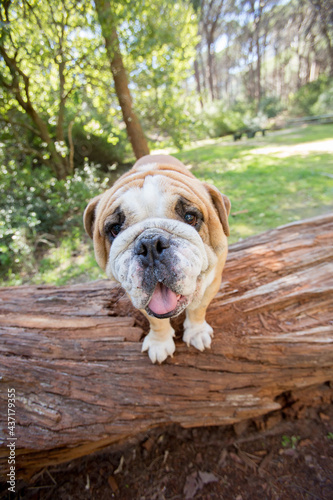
<box><xmin>83</xmin><ymin>194</ymin><xmax>102</xmax><ymax>239</ymax></box>
<box><xmin>203</xmin><ymin>182</ymin><xmax>231</xmax><ymax>237</ymax></box>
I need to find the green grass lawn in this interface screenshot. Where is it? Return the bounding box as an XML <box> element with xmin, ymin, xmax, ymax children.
<box><xmin>4</xmin><ymin>123</ymin><xmax>333</xmax><ymax>285</ymax></box>
<box><xmin>175</xmin><ymin>124</ymin><xmax>333</xmax><ymax>243</ymax></box>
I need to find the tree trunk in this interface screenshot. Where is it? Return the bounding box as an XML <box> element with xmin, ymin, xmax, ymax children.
<box><xmin>56</xmin><ymin>60</ymin><xmax>66</xmax><ymax>143</ymax></box>
<box><xmin>252</xmin><ymin>0</ymin><xmax>263</xmax><ymax>112</ymax></box>
<box><xmin>26</xmin><ymin>104</ymin><xmax>69</xmax><ymax>180</ymax></box>
<box><xmin>207</xmin><ymin>39</ymin><xmax>216</xmax><ymax>101</ymax></box>
<box><xmin>198</xmin><ymin>49</ymin><xmax>207</xmax><ymax>96</ymax></box>
<box><xmin>194</xmin><ymin>57</ymin><xmax>204</xmax><ymax>108</ymax></box>
<box><xmin>256</xmin><ymin>40</ymin><xmax>261</xmax><ymax>111</ymax></box>
<box><xmin>0</xmin><ymin>213</ymin><xmax>332</xmax><ymax>479</ymax></box>
<box><xmin>95</xmin><ymin>0</ymin><xmax>149</xmax><ymax>160</ymax></box>
<box><xmin>310</xmin><ymin>0</ymin><xmax>333</xmax><ymax>77</ymax></box>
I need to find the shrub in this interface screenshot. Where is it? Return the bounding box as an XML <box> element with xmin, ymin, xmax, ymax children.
<box><xmin>0</xmin><ymin>159</ymin><xmax>109</xmax><ymax>280</ymax></box>
<box><xmin>203</xmin><ymin>101</ymin><xmax>246</xmax><ymax>138</ymax></box>
<box><xmin>72</xmin><ymin>122</ymin><xmax>128</xmax><ymax>172</ymax></box>
<box><xmin>137</xmin><ymin>88</ymin><xmax>202</xmax><ymax>149</ymax></box>
<box><xmin>259</xmin><ymin>96</ymin><xmax>284</xmax><ymax>118</ymax></box>
<box><xmin>290</xmin><ymin>76</ymin><xmax>331</xmax><ymax>116</ymax></box>
<box><xmin>311</xmin><ymin>80</ymin><xmax>333</xmax><ymax>115</ymax></box>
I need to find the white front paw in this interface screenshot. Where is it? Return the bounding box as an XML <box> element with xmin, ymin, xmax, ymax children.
<box><xmin>183</xmin><ymin>321</ymin><xmax>214</xmax><ymax>351</ymax></box>
<box><xmin>142</xmin><ymin>331</ymin><xmax>176</xmax><ymax>364</ymax></box>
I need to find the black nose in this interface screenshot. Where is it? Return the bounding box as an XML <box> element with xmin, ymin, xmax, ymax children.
<box><xmin>135</xmin><ymin>234</ymin><xmax>170</xmax><ymax>267</ymax></box>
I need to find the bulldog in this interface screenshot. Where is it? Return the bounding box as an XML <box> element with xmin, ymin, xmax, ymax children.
<box><xmin>84</xmin><ymin>154</ymin><xmax>230</xmax><ymax>363</ymax></box>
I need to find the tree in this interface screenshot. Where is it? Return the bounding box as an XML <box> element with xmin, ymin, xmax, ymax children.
<box><xmin>239</xmin><ymin>0</ymin><xmax>279</xmax><ymax>111</ymax></box>
<box><xmin>125</xmin><ymin>1</ymin><xmax>198</xmax><ymax>147</ymax></box>
<box><xmin>308</xmin><ymin>0</ymin><xmax>333</xmax><ymax>77</ymax></box>
<box><xmin>191</xmin><ymin>0</ymin><xmax>332</xmax><ymax>116</ymax></box>
<box><xmin>0</xmin><ymin>0</ymin><xmax>97</xmax><ymax>179</ymax></box>
<box><xmin>198</xmin><ymin>0</ymin><xmax>226</xmax><ymax>101</ymax></box>
<box><xmin>101</xmin><ymin>0</ymin><xmax>198</xmax><ymax>149</ymax></box>
<box><xmin>94</xmin><ymin>0</ymin><xmax>149</xmax><ymax>159</ymax></box>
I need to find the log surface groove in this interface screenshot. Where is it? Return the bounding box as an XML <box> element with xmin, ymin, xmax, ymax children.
<box><xmin>0</xmin><ymin>213</ymin><xmax>332</xmax><ymax>478</ymax></box>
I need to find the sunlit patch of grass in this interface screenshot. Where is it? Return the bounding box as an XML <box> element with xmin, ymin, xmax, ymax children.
<box><xmin>33</xmin><ymin>238</ymin><xmax>105</xmax><ymax>286</ymax></box>
<box><xmin>176</xmin><ymin>124</ymin><xmax>333</xmax><ymax>244</ymax></box>
<box><xmin>5</xmin><ymin>237</ymin><xmax>105</xmax><ymax>286</ymax></box>
<box><xmin>266</xmin><ymin>123</ymin><xmax>333</xmax><ymax>145</ymax></box>
<box><xmin>229</xmin><ymin>223</ymin><xmax>256</xmax><ymax>241</ymax></box>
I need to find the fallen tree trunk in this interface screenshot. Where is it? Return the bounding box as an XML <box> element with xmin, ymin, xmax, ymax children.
<box><xmin>0</xmin><ymin>213</ymin><xmax>332</xmax><ymax>479</ymax></box>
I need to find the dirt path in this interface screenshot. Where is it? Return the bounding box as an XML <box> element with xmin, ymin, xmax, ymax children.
<box><xmin>250</xmin><ymin>138</ymin><xmax>333</xmax><ymax>157</ymax></box>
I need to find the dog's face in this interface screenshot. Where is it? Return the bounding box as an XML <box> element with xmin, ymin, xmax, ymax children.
<box><xmin>84</xmin><ymin>155</ymin><xmax>230</xmax><ymax>319</ymax></box>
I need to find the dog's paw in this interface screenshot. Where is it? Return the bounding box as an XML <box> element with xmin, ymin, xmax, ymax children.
<box><xmin>142</xmin><ymin>331</ymin><xmax>176</xmax><ymax>364</ymax></box>
<box><xmin>183</xmin><ymin>321</ymin><xmax>214</xmax><ymax>351</ymax></box>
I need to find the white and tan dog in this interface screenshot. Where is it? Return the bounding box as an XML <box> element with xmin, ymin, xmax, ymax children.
<box><xmin>84</xmin><ymin>154</ymin><xmax>230</xmax><ymax>363</ymax></box>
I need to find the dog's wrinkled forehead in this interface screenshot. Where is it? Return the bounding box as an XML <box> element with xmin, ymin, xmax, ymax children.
<box><xmin>117</xmin><ymin>174</ymin><xmax>171</xmax><ymax>220</ymax></box>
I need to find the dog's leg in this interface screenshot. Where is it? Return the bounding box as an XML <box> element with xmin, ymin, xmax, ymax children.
<box><xmin>141</xmin><ymin>314</ymin><xmax>175</xmax><ymax>364</ymax></box>
<box><xmin>183</xmin><ymin>259</ymin><xmax>225</xmax><ymax>351</ymax></box>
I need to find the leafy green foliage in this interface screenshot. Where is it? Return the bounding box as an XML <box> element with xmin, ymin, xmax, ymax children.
<box><xmin>290</xmin><ymin>76</ymin><xmax>333</xmax><ymax>116</ymax></box>
<box><xmin>311</xmin><ymin>80</ymin><xmax>333</xmax><ymax>115</ymax></box>
<box><xmin>0</xmin><ymin>0</ymin><xmax>137</xmax><ymax>178</ymax></box>
<box><xmin>259</xmin><ymin>96</ymin><xmax>284</xmax><ymax>118</ymax></box>
<box><xmin>0</xmin><ymin>159</ymin><xmax>109</xmax><ymax>280</ymax></box>
<box><xmin>72</xmin><ymin>121</ymin><xmax>128</xmax><ymax>171</ymax></box>
<box><xmin>201</xmin><ymin>100</ymin><xmax>268</xmax><ymax>138</ymax></box>
<box><xmin>203</xmin><ymin>102</ymin><xmax>235</xmax><ymax>137</ymax></box>
<box><xmin>0</xmin><ymin>0</ymin><xmax>199</xmax><ymax>168</ymax></box>
<box><xmin>124</xmin><ymin>1</ymin><xmax>199</xmax><ymax>148</ymax></box>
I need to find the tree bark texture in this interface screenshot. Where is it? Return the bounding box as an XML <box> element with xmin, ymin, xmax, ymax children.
<box><xmin>0</xmin><ymin>213</ymin><xmax>332</xmax><ymax>479</ymax></box>
<box><xmin>95</xmin><ymin>0</ymin><xmax>150</xmax><ymax>160</ymax></box>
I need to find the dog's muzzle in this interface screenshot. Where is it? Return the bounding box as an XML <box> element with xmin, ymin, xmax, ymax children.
<box><xmin>106</xmin><ymin>218</ymin><xmax>209</xmax><ymax>314</ymax></box>
<box><xmin>133</xmin><ymin>231</ymin><xmax>184</xmax><ymax>318</ymax></box>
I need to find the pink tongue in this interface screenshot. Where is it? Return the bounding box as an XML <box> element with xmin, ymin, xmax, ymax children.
<box><xmin>148</xmin><ymin>282</ymin><xmax>178</xmax><ymax>315</ymax></box>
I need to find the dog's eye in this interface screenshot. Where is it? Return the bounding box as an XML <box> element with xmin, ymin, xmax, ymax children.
<box><xmin>184</xmin><ymin>212</ymin><xmax>197</xmax><ymax>226</ymax></box>
<box><xmin>109</xmin><ymin>223</ymin><xmax>122</xmax><ymax>238</ymax></box>
<box><xmin>104</xmin><ymin>209</ymin><xmax>125</xmax><ymax>241</ymax></box>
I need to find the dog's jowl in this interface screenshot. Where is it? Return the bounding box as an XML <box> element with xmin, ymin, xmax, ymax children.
<box><xmin>84</xmin><ymin>154</ymin><xmax>230</xmax><ymax>363</ymax></box>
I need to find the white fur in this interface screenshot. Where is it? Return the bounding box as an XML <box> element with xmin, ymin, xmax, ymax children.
<box><xmin>142</xmin><ymin>325</ymin><xmax>176</xmax><ymax>364</ymax></box>
<box><xmin>119</xmin><ymin>175</ymin><xmax>167</xmax><ymax>220</ymax></box>
<box><xmin>183</xmin><ymin>316</ymin><xmax>214</xmax><ymax>351</ymax></box>
<box><xmin>135</xmin><ymin>162</ymin><xmax>158</xmax><ymax>172</ymax></box>
<box><xmin>108</xmin><ymin>218</ymin><xmax>208</xmax><ymax>273</ymax></box>
<box><xmin>142</xmin><ymin>328</ymin><xmax>176</xmax><ymax>363</ymax></box>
